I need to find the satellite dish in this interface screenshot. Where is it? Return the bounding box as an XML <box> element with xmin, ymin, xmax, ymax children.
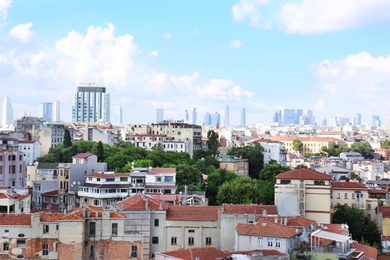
<box><xmin>72</xmin><ymin>181</ymin><xmax>76</xmax><ymax>185</ymax></box>
<box><xmin>77</xmin><ymin>181</ymin><xmax>80</xmax><ymax>185</ymax></box>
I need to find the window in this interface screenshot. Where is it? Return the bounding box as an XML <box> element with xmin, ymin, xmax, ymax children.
<box><xmin>131</xmin><ymin>245</ymin><xmax>138</xmax><ymax>258</ymax></box>
<box><xmin>43</xmin><ymin>224</ymin><xmax>49</xmax><ymax>234</ymax></box>
<box><xmin>42</xmin><ymin>244</ymin><xmax>49</xmax><ymax>256</ymax></box>
<box><xmin>51</xmin><ymin>198</ymin><xmax>56</xmax><ymax>203</ymax></box>
<box><xmin>367</xmin><ymin>204</ymin><xmax>371</xmax><ymax>210</ymax></box>
<box><xmin>206</xmin><ymin>237</ymin><xmax>212</xmax><ymax>245</ymax></box>
<box><xmin>280</xmin><ymin>180</ymin><xmax>291</xmax><ymax>185</ymax></box>
<box><xmin>275</xmin><ymin>238</ymin><xmax>281</xmax><ymax>248</ymax></box>
<box><xmin>344</xmin><ymin>193</ymin><xmax>348</xmax><ymax>199</ymax></box>
<box><xmin>3</xmin><ymin>242</ymin><xmax>9</xmax><ymax>252</ymax></box>
<box><xmin>171</xmin><ymin>237</ymin><xmax>177</xmax><ymax>245</ymax></box>
<box><xmin>188</xmin><ymin>237</ymin><xmax>194</xmax><ymax>245</ymax></box>
<box><xmin>17</xmin><ymin>240</ymin><xmax>25</xmax><ymax>248</ymax></box>
<box><xmin>154</xmin><ymin>219</ymin><xmax>159</xmax><ymax>227</ymax></box>
<box><xmin>314</xmin><ymin>180</ymin><xmax>325</xmax><ymax>185</ymax></box>
<box><xmin>352</xmin><ymin>193</ymin><xmax>355</xmax><ymax>199</ymax></box>
<box><xmin>267</xmin><ymin>238</ymin><xmax>273</xmax><ymax>247</ymax></box>
<box><xmin>112</xmin><ymin>223</ymin><xmax>118</xmax><ymax>236</ymax></box>
<box><xmin>337</xmin><ymin>193</ymin><xmax>340</xmax><ymax>199</ymax></box>
<box><xmin>89</xmin><ymin>222</ymin><xmax>96</xmax><ymax>236</ymax></box>
<box><xmin>152</xmin><ymin>237</ymin><xmax>159</xmax><ymax>244</ymax></box>
<box><xmin>54</xmin><ymin>243</ymin><xmax>57</xmax><ymax>252</ymax></box>
<box><xmin>188</xmin><ymin>229</ymin><xmax>195</xmax><ymax>233</ymax></box>
<box><xmin>257</xmin><ymin>237</ymin><xmax>263</xmax><ymax>247</ymax></box>
<box><xmin>165</xmin><ymin>176</ymin><xmax>174</xmax><ymax>182</ymax></box>
<box><xmin>156</xmin><ymin>177</ymin><xmax>162</xmax><ymax>182</ymax></box>
<box><xmin>89</xmin><ymin>245</ymin><xmax>94</xmax><ymax>258</ymax></box>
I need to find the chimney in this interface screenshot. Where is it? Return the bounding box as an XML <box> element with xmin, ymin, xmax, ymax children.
<box><xmin>262</xmin><ymin>209</ymin><xmax>267</xmax><ymax>216</ymax></box>
<box><xmin>284</xmin><ymin>217</ymin><xmax>288</xmax><ymax>226</ymax></box>
<box><xmin>159</xmin><ymin>201</ymin><xmax>163</xmax><ymax>210</ymax></box>
<box><xmin>145</xmin><ymin>199</ymin><xmax>149</xmax><ymax>210</ymax></box>
<box><xmin>274</xmin><ymin>217</ymin><xmax>278</xmax><ymax>223</ymax></box>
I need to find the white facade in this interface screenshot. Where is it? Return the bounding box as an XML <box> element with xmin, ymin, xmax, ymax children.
<box><xmin>52</xmin><ymin>101</ymin><xmax>60</xmax><ymax>122</ymax></box>
<box><xmin>18</xmin><ymin>141</ymin><xmax>41</xmax><ymax>165</ymax></box>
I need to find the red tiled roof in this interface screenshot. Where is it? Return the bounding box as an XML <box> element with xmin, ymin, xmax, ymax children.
<box><xmin>369</xmin><ymin>189</ymin><xmax>387</xmax><ymax>194</ymax></box>
<box><xmin>147</xmin><ymin>168</ymin><xmax>176</xmax><ymax>175</ymax></box>
<box><xmin>223</xmin><ymin>204</ymin><xmax>278</xmax><ymax>215</ymax></box>
<box><xmin>236</xmin><ymin>217</ymin><xmax>301</xmax><ymax>238</ymax></box>
<box><xmin>331</xmin><ymin>181</ymin><xmax>368</xmax><ymax>190</ymax></box>
<box><xmin>116</xmin><ymin>194</ymin><xmax>169</xmax><ymax>211</ymax></box>
<box><xmin>276</xmin><ymin>168</ymin><xmax>331</xmax><ymax>180</ymax></box>
<box><xmin>320</xmin><ymin>224</ymin><xmax>349</xmax><ymax>235</ymax></box>
<box><xmin>167</xmin><ymin>206</ymin><xmax>221</xmax><ymax>221</ymax></box>
<box><xmin>380</xmin><ymin>206</ymin><xmax>390</xmax><ymax>218</ymax></box>
<box><xmin>38</xmin><ymin>212</ymin><xmax>64</xmax><ymax>222</ymax></box>
<box><xmin>231</xmin><ymin>249</ymin><xmax>285</xmax><ymax>257</ymax></box>
<box><xmin>352</xmin><ymin>242</ymin><xmax>378</xmax><ymax>259</ymax></box>
<box><xmin>87</xmin><ymin>173</ymin><xmax>116</xmax><ymax>178</ymax></box>
<box><xmin>42</xmin><ymin>190</ymin><xmax>59</xmax><ymax>196</ymax></box>
<box><xmin>60</xmin><ymin>206</ymin><xmax>126</xmax><ymax>221</ymax></box>
<box><xmin>159</xmin><ymin>247</ymin><xmax>230</xmax><ymax>260</ymax></box>
<box><xmin>18</xmin><ymin>140</ymin><xmax>36</xmax><ymax>144</ymax></box>
<box><xmin>72</xmin><ymin>153</ymin><xmax>93</xmax><ymax>159</ymax></box>
<box><xmin>263</xmin><ymin>136</ymin><xmax>344</xmax><ymax>143</ymax></box>
<box><xmin>0</xmin><ymin>214</ymin><xmax>31</xmax><ymax>226</ymax></box>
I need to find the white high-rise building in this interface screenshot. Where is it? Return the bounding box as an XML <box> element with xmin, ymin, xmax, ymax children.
<box><xmin>2</xmin><ymin>96</ymin><xmax>13</xmax><ymax>127</ymax></box>
<box><xmin>72</xmin><ymin>85</ymin><xmax>110</xmax><ymax>123</ymax></box>
<box><xmin>224</xmin><ymin>105</ymin><xmax>229</xmax><ymax>127</ymax></box>
<box><xmin>115</xmin><ymin>106</ymin><xmax>123</xmax><ymax>125</ymax></box>
<box><xmin>240</xmin><ymin>108</ymin><xmax>246</xmax><ymax>127</ymax></box>
<box><xmin>192</xmin><ymin>108</ymin><xmax>197</xmax><ymax>125</ymax></box>
<box><xmin>52</xmin><ymin>101</ymin><xmax>60</xmax><ymax>122</ymax></box>
<box><xmin>156</xmin><ymin>109</ymin><xmax>164</xmax><ymax>123</ymax></box>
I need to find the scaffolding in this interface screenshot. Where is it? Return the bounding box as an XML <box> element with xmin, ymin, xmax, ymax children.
<box><xmin>277</xmin><ymin>182</ymin><xmax>305</xmax><ymax>217</ymax></box>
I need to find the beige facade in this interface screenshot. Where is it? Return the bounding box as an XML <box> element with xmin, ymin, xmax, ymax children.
<box><xmin>331</xmin><ymin>182</ymin><xmax>368</xmax><ymax>211</ymax></box>
<box><xmin>218</xmin><ymin>155</ymin><xmax>249</xmax><ymax>176</ymax></box>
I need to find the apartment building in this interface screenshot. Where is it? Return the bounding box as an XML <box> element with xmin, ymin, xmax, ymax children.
<box><xmin>218</xmin><ymin>155</ymin><xmax>249</xmax><ymax>176</ymax></box>
<box><xmin>0</xmin><ymin>187</ymin><xmax>30</xmax><ymax>213</ymax></box>
<box><xmin>128</xmin><ymin>134</ymin><xmax>190</xmax><ymax>153</ymax></box>
<box><xmin>18</xmin><ymin>140</ymin><xmax>41</xmax><ymax>165</ymax></box>
<box><xmin>252</xmin><ymin>138</ymin><xmax>287</xmax><ymax>166</ymax></box>
<box><xmin>331</xmin><ymin>181</ymin><xmax>368</xmax><ymax>211</ymax></box>
<box><xmin>0</xmin><ymin>149</ymin><xmax>26</xmax><ymax>189</ymax></box>
<box><xmin>275</xmin><ymin>168</ymin><xmax>332</xmax><ymax>224</ymax></box>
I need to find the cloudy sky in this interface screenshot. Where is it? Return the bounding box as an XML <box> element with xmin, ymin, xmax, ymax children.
<box><xmin>1</xmin><ymin>0</ymin><xmax>390</xmax><ymax>126</ymax></box>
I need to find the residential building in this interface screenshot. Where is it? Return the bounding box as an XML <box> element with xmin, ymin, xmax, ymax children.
<box><xmin>218</xmin><ymin>155</ymin><xmax>249</xmax><ymax>176</ymax></box>
<box><xmin>41</xmin><ymin>190</ymin><xmax>60</xmax><ymax>212</ymax></box>
<box><xmin>71</xmin><ymin>85</ymin><xmax>110</xmax><ymax>123</ymax></box>
<box><xmin>128</xmin><ymin>134</ymin><xmax>190</xmax><ymax>153</ymax></box>
<box><xmin>0</xmin><ymin>149</ymin><xmax>26</xmax><ymax>189</ymax></box>
<box><xmin>315</xmin><ymin>165</ymin><xmax>351</xmax><ymax>181</ymax></box>
<box><xmin>82</xmin><ymin>126</ymin><xmax>114</xmax><ymax>145</ymax></box>
<box><xmin>331</xmin><ymin>181</ymin><xmax>368</xmax><ymax>211</ymax></box>
<box><xmin>0</xmin><ymin>187</ymin><xmax>30</xmax><ymax>213</ymax></box>
<box><xmin>37</xmin><ymin>122</ymin><xmax>66</xmax><ymax>156</ymax></box>
<box><xmin>253</xmin><ymin>138</ymin><xmax>287</xmax><ymax>166</ymax></box>
<box><xmin>275</xmin><ymin>168</ymin><xmax>332</xmax><ymax>224</ymax></box>
<box><xmin>18</xmin><ymin>140</ymin><xmax>41</xmax><ymax>165</ymax></box>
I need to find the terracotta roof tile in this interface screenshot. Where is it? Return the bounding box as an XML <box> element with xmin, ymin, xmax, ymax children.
<box><xmin>72</xmin><ymin>153</ymin><xmax>94</xmax><ymax>159</ymax></box>
<box><xmin>60</xmin><ymin>206</ymin><xmax>126</xmax><ymax>221</ymax></box>
<box><xmin>147</xmin><ymin>168</ymin><xmax>176</xmax><ymax>175</ymax></box>
<box><xmin>42</xmin><ymin>190</ymin><xmax>58</xmax><ymax>196</ymax></box>
<box><xmin>231</xmin><ymin>249</ymin><xmax>285</xmax><ymax>257</ymax></box>
<box><xmin>352</xmin><ymin>242</ymin><xmax>378</xmax><ymax>259</ymax></box>
<box><xmin>223</xmin><ymin>204</ymin><xmax>278</xmax><ymax>215</ymax></box>
<box><xmin>167</xmin><ymin>206</ymin><xmax>221</xmax><ymax>221</ymax></box>
<box><xmin>0</xmin><ymin>214</ymin><xmax>31</xmax><ymax>226</ymax></box>
<box><xmin>159</xmin><ymin>247</ymin><xmax>230</xmax><ymax>260</ymax></box>
<box><xmin>332</xmin><ymin>181</ymin><xmax>367</xmax><ymax>190</ymax></box>
<box><xmin>276</xmin><ymin>168</ymin><xmax>331</xmax><ymax>180</ymax></box>
<box><xmin>116</xmin><ymin>194</ymin><xmax>169</xmax><ymax>211</ymax></box>
<box><xmin>38</xmin><ymin>212</ymin><xmax>64</xmax><ymax>222</ymax></box>
<box><xmin>236</xmin><ymin>217</ymin><xmax>301</xmax><ymax>238</ymax></box>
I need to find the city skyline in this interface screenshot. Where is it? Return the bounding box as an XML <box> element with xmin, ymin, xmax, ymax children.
<box><xmin>1</xmin><ymin>1</ymin><xmax>390</xmax><ymax>125</ymax></box>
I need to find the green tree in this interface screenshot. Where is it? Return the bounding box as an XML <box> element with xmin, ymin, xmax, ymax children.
<box><xmin>206</xmin><ymin>130</ymin><xmax>219</xmax><ymax>156</ymax></box>
<box><xmin>63</xmin><ymin>128</ymin><xmax>72</xmax><ymax>148</ymax></box>
<box><xmin>152</xmin><ymin>142</ymin><xmax>164</xmax><ymax>151</ymax></box>
<box><xmin>259</xmin><ymin>160</ymin><xmax>291</xmax><ymax>183</ymax></box>
<box><xmin>350</xmin><ymin>142</ymin><xmax>374</xmax><ymax>159</ymax></box>
<box><xmin>228</xmin><ymin>142</ymin><xmax>264</xmax><ymax>179</ymax></box>
<box><xmin>96</xmin><ymin>141</ymin><xmax>104</xmax><ymax>162</ymax></box>
<box><xmin>176</xmin><ymin>164</ymin><xmax>202</xmax><ymax>191</ymax></box>
<box><xmin>381</xmin><ymin>139</ymin><xmax>390</xmax><ymax>149</ymax></box>
<box><xmin>216</xmin><ymin>176</ymin><xmax>261</xmax><ymax>204</ymax></box>
<box><xmin>205</xmin><ymin>168</ymin><xmax>237</xmax><ymax>205</ymax></box>
<box><xmin>292</xmin><ymin>139</ymin><xmax>303</xmax><ymax>154</ymax></box>
<box><xmin>258</xmin><ymin>180</ymin><xmax>275</xmax><ymax>205</ymax></box>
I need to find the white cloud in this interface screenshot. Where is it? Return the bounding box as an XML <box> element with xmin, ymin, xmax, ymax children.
<box><xmin>0</xmin><ymin>0</ymin><xmax>11</xmax><ymax>20</ymax></box>
<box><xmin>10</xmin><ymin>22</ymin><xmax>34</xmax><ymax>41</ymax></box>
<box><xmin>150</xmin><ymin>51</ymin><xmax>158</xmax><ymax>57</ymax></box>
<box><xmin>279</xmin><ymin>0</ymin><xmax>390</xmax><ymax>34</ymax></box>
<box><xmin>231</xmin><ymin>0</ymin><xmax>269</xmax><ymax>26</ymax></box>
<box><xmin>171</xmin><ymin>71</ymin><xmax>199</xmax><ymax>91</ymax></box>
<box><xmin>231</xmin><ymin>40</ymin><xmax>242</xmax><ymax>49</ymax></box>
<box><xmin>312</xmin><ymin>51</ymin><xmax>390</xmax><ymax>118</ymax></box>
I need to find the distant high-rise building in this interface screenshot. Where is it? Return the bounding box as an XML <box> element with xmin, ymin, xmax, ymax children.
<box><xmin>296</xmin><ymin>109</ymin><xmax>303</xmax><ymax>124</ymax></box>
<box><xmin>354</xmin><ymin>113</ymin><xmax>361</xmax><ymax>126</ymax></box>
<box><xmin>156</xmin><ymin>109</ymin><xmax>164</xmax><ymax>123</ymax></box>
<box><xmin>283</xmin><ymin>109</ymin><xmax>296</xmax><ymax>125</ymax></box>
<box><xmin>329</xmin><ymin>117</ymin><xmax>341</xmax><ymax>127</ymax></box>
<box><xmin>306</xmin><ymin>110</ymin><xmax>315</xmax><ymax>125</ymax></box>
<box><xmin>224</xmin><ymin>105</ymin><xmax>229</xmax><ymax>127</ymax></box>
<box><xmin>273</xmin><ymin>109</ymin><xmax>282</xmax><ymax>124</ymax></box>
<box><xmin>2</xmin><ymin>96</ymin><xmax>13</xmax><ymax>127</ymax></box>
<box><xmin>203</xmin><ymin>112</ymin><xmax>211</xmax><ymax>126</ymax></box>
<box><xmin>240</xmin><ymin>108</ymin><xmax>246</xmax><ymax>127</ymax></box>
<box><xmin>340</xmin><ymin>118</ymin><xmax>350</xmax><ymax>126</ymax></box>
<box><xmin>372</xmin><ymin>115</ymin><xmax>381</xmax><ymax>128</ymax></box>
<box><xmin>192</xmin><ymin>108</ymin><xmax>197</xmax><ymax>125</ymax></box>
<box><xmin>184</xmin><ymin>110</ymin><xmax>189</xmax><ymax>122</ymax></box>
<box><xmin>322</xmin><ymin>119</ymin><xmax>327</xmax><ymax>127</ymax></box>
<box><xmin>72</xmin><ymin>84</ymin><xmax>110</xmax><ymax>123</ymax></box>
<box><xmin>39</xmin><ymin>102</ymin><xmax>53</xmax><ymax>122</ymax></box>
<box><xmin>115</xmin><ymin>106</ymin><xmax>123</xmax><ymax>125</ymax></box>
<box><xmin>211</xmin><ymin>112</ymin><xmax>220</xmax><ymax>127</ymax></box>
<box><xmin>52</xmin><ymin>101</ymin><xmax>60</xmax><ymax>122</ymax></box>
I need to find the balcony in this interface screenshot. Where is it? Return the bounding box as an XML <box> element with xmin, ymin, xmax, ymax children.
<box><xmin>78</xmin><ymin>191</ymin><xmax>129</xmax><ymax>199</ymax></box>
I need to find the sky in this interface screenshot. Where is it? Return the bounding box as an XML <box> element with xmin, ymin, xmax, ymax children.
<box><xmin>1</xmin><ymin>0</ymin><xmax>390</xmax><ymax>126</ymax></box>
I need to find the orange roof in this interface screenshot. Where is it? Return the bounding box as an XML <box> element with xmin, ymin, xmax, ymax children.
<box><xmin>231</xmin><ymin>249</ymin><xmax>285</xmax><ymax>257</ymax></box>
<box><xmin>331</xmin><ymin>181</ymin><xmax>368</xmax><ymax>190</ymax></box>
<box><xmin>167</xmin><ymin>206</ymin><xmax>221</xmax><ymax>221</ymax></box>
<box><xmin>39</xmin><ymin>212</ymin><xmax>64</xmax><ymax>222</ymax></box>
<box><xmin>276</xmin><ymin>168</ymin><xmax>331</xmax><ymax>180</ymax></box>
<box><xmin>159</xmin><ymin>247</ymin><xmax>230</xmax><ymax>260</ymax></box>
<box><xmin>0</xmin><ymin>214</ymin><xmax>31</xmax><ymax>226</ymax></box>
<box><xmin>116</xmin><ymin>194</ymin><xmax>169</xmax><ymax>211</ymax></box>
<box><xmin>223</xmin><ymin>204</ymin><xmax>278</xmax><ymax>215</ymax></box>
<box><xmin>60</xmin><ymin>206</ymin><xmax>126</xmax><ymax>221</ymax></box>
<box><xmin>379</xmin><ymin>206</ymin><xmax>390</xmax><ymax>218</ymax></box>
<box><xmin>42</xmin><ymin>190</ymin><xmax>59</xmax><ymax>196</ymax></box>
<box><xmin>72</xmin><ymin>153</ymin><xmax>93</xmax><ymax>159</ymax></box>
<box><xmin>369</xmin><ymin>189</ymin><xmax>387</xmax><ymax>194</ymax></box>
<box><xmin>352</xmin><ymin>242</ymin><xmax>378</xmax><ymax>259</ymax></box>
<box><xmin>236</xmin><ymin>217</ymin><xmax>301</xmax><ymax>238</ymax></box>
<box><xmin>87</xmin><ymin>173</ymin><xmax>117</xmax><ymax>178</ymax></box>
<box><xmin>147</xmin><ymin>168</ymin><xmax>176</xmax><ymax>175</ymax></box>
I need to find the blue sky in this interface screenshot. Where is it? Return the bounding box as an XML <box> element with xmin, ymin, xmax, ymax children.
<box><xmin>1</xmin><ymin>0</ymin><xmax>390</xmax><ymax>126</ymax></box>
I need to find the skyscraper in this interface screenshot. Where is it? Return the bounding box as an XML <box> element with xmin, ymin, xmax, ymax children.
<box><xmin>52</xmin><ymin>101</ymin><xmax>60</xmax><ymax>122</ymax></box>
<box><xmin>115</xmin><ymin>106</ymin><xmax>123</xmax><ymax>125</ymax></box>
<box><xmin>273</xmin><ymin>109</ymin><xmax>282</xmax><ymax>124</ymax></box>
<box><xmin>72</xmin><ymin>85</ymin><xmax>110</xmax><ymax>123</ymax></box>
<box><xmin>224</xmin><ymin>105</ymin><xmax>229</xmax><ymax>127</ymax></box>
<box><xmin>240</xmin><ymin>108</ymin><xmax>246</xmax><ymax>127</ymax></box>
<box><xmin>156</xmin><ymin>109</ymin><xmax>164</xmax><ymax>123</ymax></box>
<box><xmin>203</xmin><ymin>112</ymin><xmax>211</xmax><ymax>126</ymax></box>
<box><xmin>2</xmin><ymin>96</ymin><xmax>13</xmax><ymax>127</ymax></box>
<box><xmin>211</xmin><ymin>112</ymin><xmax>220</xmax><ymax>127</ymax></box>
<box><xmin>184</xmin><ymin>110</ymin><xmax>189</xmax><ymax>122</ymax></box>
<box><xmin>39</xmin><ymin>102</ymin><xmax>53</xmax><ymax>122</ymax></box>
<box><xmin>372</xmin><ymin>115</ymin><xmax>381</xmax><ymax>128</ymax></box>
<box><xmin>192</xmin><ymin>108</ymin><xmax>197</xmax><ymax>125</ymax></box>
<box><xmin>354</xmin><ymin>113</ymin><xmax>361</xmax><ymax>126</ymax></box>
<box><xmin>283</xmin><ymin>109</ymin><xmax>296</xmax><ymax>125</ymax></box>
<box><xmin>296</xmin><ymin>109</ymin><xmax>303</xmax><ymax>124</ymax></box>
